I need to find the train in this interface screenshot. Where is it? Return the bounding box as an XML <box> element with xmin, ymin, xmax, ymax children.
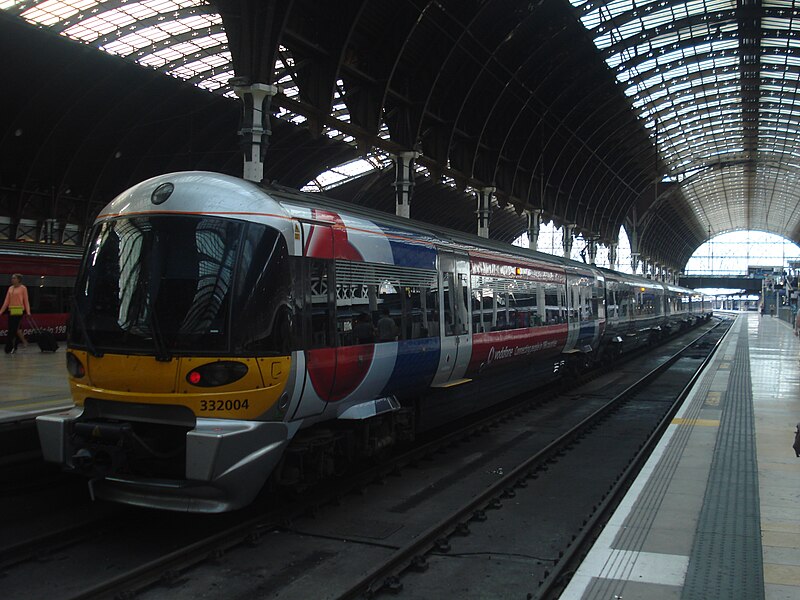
<box><xmin>0</xmin><ymin>242</ymin><xmax>80</xmax><ymax>343</ymax></box>
<box><xmin>37</xmin><ymin>171</ymin><xmax>712</xmax><ymax>513</ymax></box>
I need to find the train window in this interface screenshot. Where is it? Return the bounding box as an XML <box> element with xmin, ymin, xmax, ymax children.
<box><xmin>607</xmin><ymin>286</ymin><xmax>618</xmax><ymax>319</ymax></box>
<box><xmin>333</xmin><ymin>261</ymin><xmax>439</xmax><ymax>345</ymax></box>
<box><xmin>472</xmin><ymin>276</ymin><xmax>541</xmax><ymax>332</ymax></box>
<box><xmin>512</xmin><ymin>280</ymin><xmax>538</xmax><ymax>328</ymax></box>
<box><xmin>618</xmin><ymin>287</ymin><xmax>630</xmax><ymax>317</ymax></box>
<box><xmin>592</xmin><ymin>282</ymin><xmax>603</xmax><ymax>320</ymax></box>
<box><xmin>232</xmin><ymin>224</ymin><xmax>292</xmax><ymax>355</ymax></box>
<box><xmin>72</xmin><ymin>216</ymin><xmax>242</xmax><ymax>354</ymax></box>
<box><xmin>442</xmin><ymin>272</ymin><xmax>469</xmax><ymax>336</ymax></box>
<box><xmin>544</xmin><ymin>284</ymin><xmax>566</xmax><ymax>324</ymax></box>
<box><xmin>471</xmin><ymin>276</ymin><xmax>496</xmax><ymax>332</ymax></box>
<box><xmin>568</xmin><ymin>281</ymin><xmax>594</xmax><ymax>322</ymax></box>
<box><xmin>308</xmin><ymin>260</ymin><xmax>332</xmax><ymax>348</ymax></box>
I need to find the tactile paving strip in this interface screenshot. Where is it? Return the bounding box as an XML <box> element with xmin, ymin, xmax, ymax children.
<box><xmin>681</xmin><ymin>325</ymin><xmax>764</xmax><ymax>600</ymax></box>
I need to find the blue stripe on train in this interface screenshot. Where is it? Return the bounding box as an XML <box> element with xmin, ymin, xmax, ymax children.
<box><xmin>378</xmin><ymin>225</ymin><xmax>438</xmax><ymax>270</ymax></box>
<box><xmin>381</xmin><ymin>337</ymin><xmax>441</xmax><ymax>397</ymax></box>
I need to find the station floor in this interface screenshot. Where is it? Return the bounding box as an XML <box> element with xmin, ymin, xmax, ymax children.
<box><xmin>561</xmin><ymin>312</ymin><xmax>800</xmax><ymax>600</ymax></box>
<box><xmin>0</xmin><ymin>344</ymin><xmax>71</xmax><ymax>424</ymax></box>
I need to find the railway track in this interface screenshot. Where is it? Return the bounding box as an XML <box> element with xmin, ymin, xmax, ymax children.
<box><xmin>1</xmin><ymin>319</ymin><xmax>728</xmax><ymax>600</ymax></box>
<box><xmin>340</xmin><ymin>319</ymin><xmax>730</xmax><ymax>599</ymax></box>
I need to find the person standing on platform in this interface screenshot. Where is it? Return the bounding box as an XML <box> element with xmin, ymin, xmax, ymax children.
<box><xmin>1</xmin><ymin>273</ymin><xmax>31</xmax><ymax>354</ymax></box>
<box><xmin>353</xmin><ymin>313</ymin><xmax>375</xmax><ymax>344</ymax></box>
<box><xmin>376</xmin><ymin>308</ymin><xmax>398</xmax><ymax>342</ymax></box>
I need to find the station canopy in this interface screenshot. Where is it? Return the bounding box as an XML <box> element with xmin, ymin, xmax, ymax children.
<box><xmin>2</xmin><ymin>0</ymin><xmax>800</xmax><ymax>270</ymax></box>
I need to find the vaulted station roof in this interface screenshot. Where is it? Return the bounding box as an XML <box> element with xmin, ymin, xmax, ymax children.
<box><xmin>571</xmin><ymin>0</ymin><xmax>800</xmax><ymax>265</ymax></box>
<box><xmin>2</xmin><ymin>0</ymin><xmax>800</xmax><ymax>271</ymax></box>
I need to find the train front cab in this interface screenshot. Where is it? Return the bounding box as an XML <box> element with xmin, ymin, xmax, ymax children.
<box><xmin>38</xmin><ymin>208</ymin><xmax>298</xmax><ymax>512</ymax></box>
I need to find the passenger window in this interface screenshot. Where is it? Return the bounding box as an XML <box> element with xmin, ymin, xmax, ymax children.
<box><xmin>334</xmin><ymin>261</ymin><xmax>439</xmax><ymax>345</ymax></box>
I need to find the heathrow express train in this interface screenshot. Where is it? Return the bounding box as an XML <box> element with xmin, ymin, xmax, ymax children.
<box><xmin>37</xmin><ymin>172</ymin><xmax>711</xmax><ymax>513</ymax></box>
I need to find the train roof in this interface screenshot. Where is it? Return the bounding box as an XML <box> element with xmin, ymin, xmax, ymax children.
<box><xmin>264</xmin><ymin>180</ymin><xmax>599</xmax><ymax>275</ymax></box>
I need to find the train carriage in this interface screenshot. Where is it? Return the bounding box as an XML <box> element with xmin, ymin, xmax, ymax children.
<box><xmin>37</xmin><ymin>172</ymin><xmax>708</xmax><ymax>512</ymax></box>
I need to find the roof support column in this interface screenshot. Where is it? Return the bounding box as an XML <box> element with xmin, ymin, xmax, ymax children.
<box><xmin>43</xmin><ymin>218</ymin><xmax>59</xmax><ymax>244</ymax></box>
<box><xmin>608</xmin><ymin>241</ymin><xmax>618</xmax><ymax>271</ymax></box>
<box><xmin>562</xmin><ymin>223</ymin><xmax>576</xmax><ymax>259</ymax></box>
<box><xmin>477</xmin><ymin>187</ymin><xmax>494</xmax><ymax>238</ymax></box>
<box><xmin>585</xmin><ymin>236</ymin><xmax>598</xmax><ymax>265</ymax></box>
<box><xmin>393</xmin><ymin>151</ymin><xmax>418</xmax><ymax>218</ymax></box>
<box><xmin>233</xmin><ymin>82</ymin><xmax>278</xmax><ymax>184</ymax></box>
<box><xmin>527</xmin><ymin>208</ymin><xmax>543</xmax><ymax>251</ymax></box>
<box><xmin>629</xmin><ymin>223</ymin><xmax>639</xmax><ymax>274</ymax></box>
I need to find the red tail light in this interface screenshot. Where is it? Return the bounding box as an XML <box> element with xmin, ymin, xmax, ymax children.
<box><xmin>186</xmin><ymin>361</ymin><xmax>248</xmax><ymax>387</ymax></box>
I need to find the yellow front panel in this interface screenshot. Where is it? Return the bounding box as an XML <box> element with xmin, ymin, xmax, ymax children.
<box><xmin>86</xmin><ymin>353</ymin><xmax>180</xmax><ymax>393</ymax></box>
<box><xmin>69</xmin><ymin>350</ymin><xmax>290</xmax><ymax>420</ymax></box>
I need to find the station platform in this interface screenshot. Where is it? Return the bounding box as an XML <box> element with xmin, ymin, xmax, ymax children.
<box><xmin>0</xmin><ymin>345</ymin><xmax>71</xmax><ymax>424</ymax></box>
<box><xmin>561</xmin><ymin>312</ymin><xmax>800</xmax><ymax>600</ymax></box>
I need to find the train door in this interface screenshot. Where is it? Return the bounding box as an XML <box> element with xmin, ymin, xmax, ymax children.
<box><xmin>564</xmin><ymin>274</ymin><xmax>581</xmax><ymax>351</ymax></box>
<box><xmin>431</xmin><ymin>250</ymin><xmax>473</xmax><ymax>386</ymax></box>
<box><xmin>290</xmin><ymin>221</ymin><xmax>335</xmax><ymax>419</ymax></box>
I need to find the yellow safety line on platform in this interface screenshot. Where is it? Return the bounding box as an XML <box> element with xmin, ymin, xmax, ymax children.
<box><xmin>764</xmin><ymin>564</ymin><xmax>800</xmax><ymax>587</ymax></box>
<box><xmin>671</xmin><ymin>418</ymin><xmax>720</xmax><ymax>427</ymax></box>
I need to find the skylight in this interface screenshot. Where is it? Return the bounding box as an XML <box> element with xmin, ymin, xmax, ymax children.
<box><xmin>571</xmin><ymin>0</ymin><xmax>800</xmax><ymax>240</ymax></box>
<box><xmin>4</xmin><ymin>0</ymin><xmax>232</xmax><ymax>92</ymax></box>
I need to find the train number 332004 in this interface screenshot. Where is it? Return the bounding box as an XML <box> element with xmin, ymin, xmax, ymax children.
<box><xmin>199</xmin><ymin>399</ymin><xmax>250</xmax><ymax>411</ymax></box>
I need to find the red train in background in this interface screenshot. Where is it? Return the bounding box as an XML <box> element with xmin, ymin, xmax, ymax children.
<box><xmin>0</xmin><ymin>242</ymin><xmax>82</xmax><ymax>343</ymax></box>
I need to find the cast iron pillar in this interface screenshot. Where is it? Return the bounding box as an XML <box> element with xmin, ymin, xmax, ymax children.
<box><xmin>585</xmin><ymin>236</ymin><xmax>598</xmax><ymax>265</ymax></box>
<box><xmin>393</xmin><ymin>151</ymin><xmax>418</xmax><ymax>218</ymax></box>
<box><xmin>233</xmin><ymin>81</ymin><xmax>278</xmax><ymax>183</ymax></box>
<box><xmin>477</xmin><ymin>187</ymin><xmax>494</xmax><ymax>238</ymax></box>
<box><xmin>527</xmin><ymin>208</ymin><xmax>543</xmax><ymax>251</ymax></box>
<box><xmin>608</xmin><ymin>242</ymin><xmax>618</xmax><ymax>271</ymax></box>
<box><xmin>562</xmin><ymin>223</ymin><xmax>576</xmax><ymax>258</ymax></box>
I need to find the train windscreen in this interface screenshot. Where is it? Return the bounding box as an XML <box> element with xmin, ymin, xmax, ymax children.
<box><xmin>70</xmin><ymin>216</ymin><xmax>290</xmax><ymax>356</ymax></box>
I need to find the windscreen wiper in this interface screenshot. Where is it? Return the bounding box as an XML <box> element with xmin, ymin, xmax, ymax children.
<box><xmin>147</xmin><ymin>308</ymin><xmax>172</xmax><ymax>362</ymax></box>
<box><xmin>71</xmin><ymin>304</ymin><xmax>103</xmax><ymax>358</ymax></box>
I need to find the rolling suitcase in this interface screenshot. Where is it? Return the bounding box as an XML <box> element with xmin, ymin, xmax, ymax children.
<box><xmin>28</xmin><ymin>316</ymin><xmax>59</xmax><ymax>352</ymax></box>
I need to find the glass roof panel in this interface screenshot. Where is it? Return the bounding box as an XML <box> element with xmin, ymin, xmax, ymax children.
<box><xmin>5</xmin><ymin>1</ymin><xmax>227</xmax><ymax>92</ymax></box>
<box><xmin>574</xmin><ymin>0</ymin><xmax>800</xmax><ymax>242</ymax></box>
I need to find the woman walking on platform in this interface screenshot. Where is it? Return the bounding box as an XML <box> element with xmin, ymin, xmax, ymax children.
<box><xmin>1</xmin><ymin>273</ymin><xmax>30</xmax><ymax>354</ymax></box>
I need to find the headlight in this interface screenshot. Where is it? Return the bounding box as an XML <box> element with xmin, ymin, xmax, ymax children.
<box><xmin>66</xmin><ymin>352</ymin><xmax>85</xmax><ymax>378</ymax></box>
